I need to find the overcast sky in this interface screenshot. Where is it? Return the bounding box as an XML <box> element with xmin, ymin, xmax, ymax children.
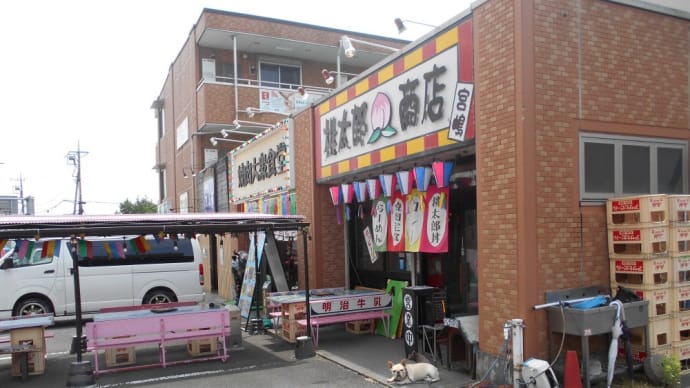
<box><xmin>0</xmin><ymin>0</ymin><xmax>469</xmax><ymax>215</ymax></box>
<box><xmin>3</xmin><ymin>1</ymin><xmax>682</xmax><ymax>215</ymax></box>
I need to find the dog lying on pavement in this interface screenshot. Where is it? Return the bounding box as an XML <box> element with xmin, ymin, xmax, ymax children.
<box><xmin>387</xmin><ymin>358</ymin><xmax>440</xmax><ymax>384</ymax></box>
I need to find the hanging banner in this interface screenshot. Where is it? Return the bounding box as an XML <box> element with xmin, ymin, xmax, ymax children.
<box><xmin>239</xmin><ymin>232</ymin><xmax>267</xmax><ymax>319</ymax></box>
<box><xmin>421</xmin><ymin>185</ymin><xmax>449</xmax><ymax>252</ymax></box>
<box><xmin>372</xmin><ymin>198</ymin><xmax>388</xmax><ymax>252</ymax></box>
<box><xmin>405</xmin><ymin>190</ymin><xmax>425</xmax><ymax>252</ymax></box>
<box><xmin>388</xmin><ymin>191</ymin><xmax>405</xmax><ymax>252</ymax></box>
<box><xmin>363</xmin><ymin>226</ymin><xmax>378</xmax><ymax>264</ymax></box>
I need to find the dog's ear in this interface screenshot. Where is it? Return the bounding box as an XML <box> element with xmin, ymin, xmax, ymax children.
<box><xmin>387</xmin><ymin>360</ymin><xmax>394</xmax><ymax>368</ymax></box>
<box><xmin>400</xmin><ymin>358</ymin><xmax>407</xmax><ymax>366</ymax></box>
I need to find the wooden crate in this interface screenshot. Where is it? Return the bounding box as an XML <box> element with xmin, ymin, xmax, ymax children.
<box><xmin>618</xmin><ymin>343</ymin><xmax>672</xmax><ymax>363</ymax></box>
<box><xmin>670</xmin><ymin>225</ymin><xmax>690</xmax><ymax>254</ymax></box>
<box><xmin>281</xmin><ymin>319</ymin><xmax>305</xmax><ymax>343</ymax></box>
<box><xmin>346</xmin><ymin>319</ymin><xmax>374</xmax><ymax>334</ymax></box>
<box><xmin>105</xmin><ymin>346</ymin><xmax>136</xmax><ymax>367</ymax></box>
<box><xmin>669</xmin><ymin>195</ymin><xmax>690</xmax><ymax>223</ymax></box>
<box><xmin>674</xmin><ymin>284</ymin><xmax>690</xmax><ymax>314</ymax></box>
<box><xmin>608</xmin><ymin>226</ymin><xmax>668</xmax><ymax>256</ymax></box>
<box><xmin>609</xmin><ymin>256</ymin><xmax>671</xmax><ymax>287</ymax></box>
<box><xmin>625</xmin><ymin>315</ymin><xmax>672</xmax><ymax>348</ymax></box>
<box><xmin>607</xmin><ymin>194</ymin><xmax>668</xmax><ymax>226</ymax></box>
<box><xmin>187</xmin><ymin>337</ymin><xmax>218</xmax><ymax>357</ymax></box>
<box><xmin>10</xmin><ymin>327</ymin><xmax>45</xmax><ymax>377</ymax></box>
<box><xmin>611</xmin><ymin>284</ymin><xmax>672</xmax><ymax>318</ymax></box>
<box><xmin>673</xmin><ymin>254</ymin><xmax>690</xmax><ymax>286</ymax></box>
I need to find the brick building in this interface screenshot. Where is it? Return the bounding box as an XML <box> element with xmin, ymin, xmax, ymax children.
<box><xmin>154</xmin><ymin>1</ymin><xmax>690</xmax><ymax>384</ymax></box>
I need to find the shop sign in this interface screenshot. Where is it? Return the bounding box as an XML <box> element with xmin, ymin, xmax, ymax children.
<box><xmin>319</xmin><ymin>47</ymin><xmax>459</xmax><ymax>168</ymax></box>
<box><xmin>421</xmin><ymin>185</ymin><xmax>449</xmax><ymax>252</ymax></box>
<box><xmin>314</xmin><ymin>19</ymin><xmax>475</xmax><ymax>181</ymax></box>
<box><xmin>389</xmin><ymin>192</ymin><xmax>405</xmax><ymax>251</ymax></box>
<box><xmin>309</xmin><ymin>293</ymin><xmax>393</xmax><ymax>317</ymax></box>
<box><xmin>229</xmin><ymin>125</ymin><xmax>292</xmax><ymax>202</ymax></box>
<box><xmin>405</xmin><ymin>191</ymin><xmax>424</xmax><ymax>251</ymax></box>
<box><xmin>363</xmin><ymin>226</ymin><xmax>378</xmax><ymax>263</ymax></box>
<box><xmin>372</xmin><ymin>198</ymin><xmax>388</xmax><ymax>252</ymax></box>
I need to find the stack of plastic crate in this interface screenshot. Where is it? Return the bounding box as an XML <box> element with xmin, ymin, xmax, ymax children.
<box><xmin>668</xmin><ymin>195</ymin><xmax>690</xmax><ymax>373</ymax></box>
<box><xmin>607</xmin><ymin>194</ymin><xmax>673</xmax><ymax>360</ymax></box>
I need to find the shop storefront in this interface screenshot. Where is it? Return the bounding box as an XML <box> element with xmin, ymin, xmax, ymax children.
<box><xmin>314</xmin><ymin>19</ymin><xmax>477</xmax><ymax>317</ymax></box>
<box><xmin>227</xmin><ymin>119</ymin><xmax>300</xmax><ymax>290</ymax></box>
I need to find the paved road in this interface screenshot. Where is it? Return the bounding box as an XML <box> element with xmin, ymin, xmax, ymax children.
<box><xmin>0</xmin><ymin>319</ymin><xmax>387</xmax><ymax>388</ymax></box>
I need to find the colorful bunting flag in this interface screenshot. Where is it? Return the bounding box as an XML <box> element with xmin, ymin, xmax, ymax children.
<box><xmin>379</xmin><ymin>174</ymin><xmax>396</xmax><ymax>197</ymax></box>
<box><xmin>134</xmin><ymin>235</ymin><xmax>150</xmax><ymax>254</ymax></box>
<box><xmin>17</xmin><ymin>240</ymin><xmax>34</xmax><ymax>259</ymax></box>
<box><xmin>0</xmin><ymin>239</ymin><xmax>6</xmax><ymax>253</ymax></box>
<box><xmin>413</xmin><ymin>166</ymin><xmax>433</xmax><ymax>192</ymax></box>
<box><xmin>41</xmin><ymin>240</ymin><xmax>57</xmax><ymax>258</ymax></box>
<box><xmin>116</xmin><ymin>241</ymin><xmax>126</xmax><ymax>259</ymax></box>
<box><xmin>366</xmin><ymin>178</ymin><xmax>381</xmax><ymax>200</ymax></box>
<box><xmin>78</xmin><ymin>240</ymin><xmax>93</xmax><ymax>259</ymax></box>
<box><xmin>353</xmin><ymin>181</ymin><xmax>367</xmax><ymax>203</ymax></box>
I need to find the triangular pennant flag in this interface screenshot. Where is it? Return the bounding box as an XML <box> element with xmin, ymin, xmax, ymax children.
<box><xmin>116</xmin><ymin>241</ymin><xmax>126</xmax><ymax>259</ymax></box>
<box><xmin>379</xmin><ymin>174</ymin><xmax>397</xmax><ymax>197</ymax></box>
<box><xmin>341</xmin><ymin>183</ymin><xmax>354</xmax><ymax>204</ymax></box>
<box><xmin>432</xmin><ymin>160</ymin><xmax>454</xmax><ymax>188</ymax></box>
<box><xmin>329</xmin><ymin>186</ymin><xmax>341</xmax><ymax>206</ymax></box>
<box><xmin>353</xmin><ymin>181</ymin><xmax>367</xmax><ymax>203</ymax></box>
<box><xmin>104</xmin><ymin>241</ymin><xmax>113</xmax><ymax>259</ymax></box>
<box><xmin>396</xmin><ymin>170</ymin><xmax>413</xmax><ymax>195</ymax></box>
<box><xmin>413</xmin><ymin>166</ymin><xmax>433</xmax><ymax>192</ymax></box>
<box><xmin>366</xmin><ymin>178</ymin><xmax>381</xmax><ymax>200</ymax></box>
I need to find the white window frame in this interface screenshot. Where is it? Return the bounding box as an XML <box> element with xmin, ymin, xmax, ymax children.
<box><xmin>176</xmin><ymin>117</ymin><xmax>189</xmax><ymax>150</ymax></box>
<box><xmin>579</xmin><ymin>132</ymin><xmax>688</xmax><ymax>201</ymax></box>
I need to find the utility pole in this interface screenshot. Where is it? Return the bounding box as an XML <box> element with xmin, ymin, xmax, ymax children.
<box><xmin>66</xmin><ymin>142</ymin><xmax>88</xmax><ymax>215</ymax></box>
<box><xmin>11</xmin><ymin>173</ymin><xmax>25</xmax><ymax>215</ymax></box>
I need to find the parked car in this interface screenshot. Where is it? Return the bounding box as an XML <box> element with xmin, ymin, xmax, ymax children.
<box><xmin>0</xmin><ymin>236</ymin><xmax>205</xmax><ymax>318</ymax></box>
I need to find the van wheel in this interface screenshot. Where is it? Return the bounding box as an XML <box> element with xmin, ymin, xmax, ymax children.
<box><xmin>144</xmin><ymin>290</ymin><xmax>176</xmax><ymax>305</ymax></box>
<box><xmin>15</xmin><ymin>298</ymin><xmax>52</xmax><ymax>316</ymax></box>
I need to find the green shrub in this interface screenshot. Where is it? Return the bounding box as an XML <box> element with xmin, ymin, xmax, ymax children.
<box><xmin>660</xmin><ymin>355</ymin><xmax>681</xmax><ymax>387</ymax></box>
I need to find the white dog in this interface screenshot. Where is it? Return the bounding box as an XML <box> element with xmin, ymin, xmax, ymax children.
<box><xmin>387</xmin><ymin>359</ymin><xmax>440</xmax><ymax>384</ymax></box>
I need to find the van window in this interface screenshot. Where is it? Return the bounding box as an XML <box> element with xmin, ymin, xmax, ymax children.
<box><xmin>6</xmin><ymin>248</ymin><xmax>53</xmax><ymax>268</ymax></box>
<box><xmin>78</xmin><ymin>239</ymin><xmax>194</xmax><ymax>267</ymax></box>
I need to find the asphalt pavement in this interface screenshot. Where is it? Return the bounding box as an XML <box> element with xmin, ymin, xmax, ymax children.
<box><xmin>0</xmin><ymin>310</ymin><xmax>476</xmax><ymax>388</ymax></box>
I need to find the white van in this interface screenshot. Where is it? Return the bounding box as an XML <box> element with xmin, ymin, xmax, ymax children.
<box><xmin>0</xmin><ymin>236</ymin><xmax>205</xmax><ymax>318</ymax></box>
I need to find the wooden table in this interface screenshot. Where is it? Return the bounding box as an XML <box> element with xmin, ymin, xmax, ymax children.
<box><xmin>0</xmin><ymin>314</ymin><xmax>54</xmax><ymax>380</ymax></box>
<box><xmin>268</xmin><ymin>289</ymin><xmax>392</xmax><ymax>343</ymax></box>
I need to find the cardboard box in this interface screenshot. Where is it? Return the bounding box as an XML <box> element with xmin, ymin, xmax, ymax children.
<box><xmin>10</xmin><ymin>327</ymin><xmax>45</xmax><ymax>377</ymax></box>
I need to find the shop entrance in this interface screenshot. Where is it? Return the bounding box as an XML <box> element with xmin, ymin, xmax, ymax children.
<box><xmin>346</xmin><ymin>181</ymin><xmax>478</xmax><ymax>316</ymax></box>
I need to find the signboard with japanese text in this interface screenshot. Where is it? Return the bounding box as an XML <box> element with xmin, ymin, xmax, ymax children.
<box><xmin>388</xmin><ymin>192</ymin><xmax>405</xmax><ymax>252</ymax></box>
<box><xmin>228</xmin><ymin>122</ymin><xmax>294</xmax><ymax>203</ymax></box>
<box><xmin>259</xmin><ymin>88</ymin><xmax>324</xmax><ymax>116</ymax></box>
<box><xmin>315</xmin><ymin>19</ymin><xmax>474</xmax><ymax>181</ymax></box>
<box><xmin>372</xmin><ymin>198</ymin><xmax>388</xmax><ymax>252</ymax></box>
<box><xmin>421</xmin><ymin>185</ymin><xmax>449</xmax><ymax>252</ymax></box>
<box><xmin>405</xmin><ymin>191</ymin><xmax>425</xmax><ymax>252</ymax></box>
<box><xmin>309</xmin><ymin>293</ymin><xmax>392</xmax><ymax>317</ymax></box>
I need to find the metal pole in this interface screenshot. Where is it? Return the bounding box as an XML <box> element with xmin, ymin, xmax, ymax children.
<box><xmin>69</xmin><ymin>237</ymin><xmax>84</xmax><ymax>362</ymax></box>
<box><xmin>302</xmin><ymin>227</ymin><xmax>311</xmax><ymax>337</ymax></box>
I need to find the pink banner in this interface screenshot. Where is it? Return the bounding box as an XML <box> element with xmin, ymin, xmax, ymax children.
<box><xmin>421</xmin><ymin>185</ymin><xmax>449</xmax><ymax>253</ymax></box>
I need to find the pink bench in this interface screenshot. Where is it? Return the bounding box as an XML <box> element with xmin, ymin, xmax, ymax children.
<box><xmin>85</xmin><ymin>308</ymin><xmax>228</xmax><ymax>375</ymax></box>
<box><xmin>296</xmin><ymin>309</ymin><xmax>390</xmax><ymax>347</ymax></box>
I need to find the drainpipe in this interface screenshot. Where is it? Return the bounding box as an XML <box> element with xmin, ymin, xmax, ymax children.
<box><xmin>233</xmin><ymin>35</ymin><xmax>239</xmax><ymax>122</ymax></box>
